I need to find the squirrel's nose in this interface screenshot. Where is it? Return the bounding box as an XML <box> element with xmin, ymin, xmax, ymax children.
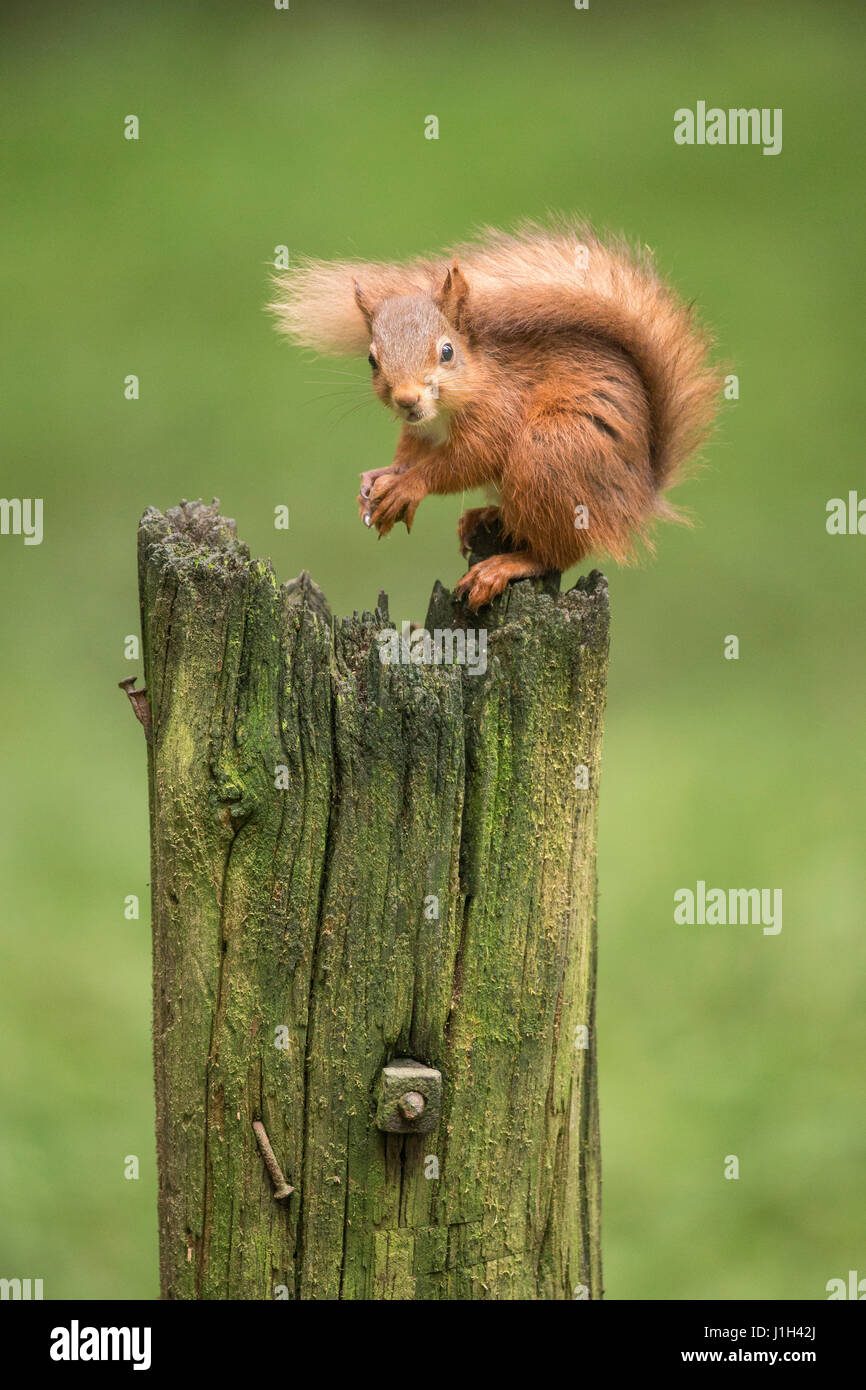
<box><xmin>394</xmin><ymin>390</ymin><xmax>420</xmax><ymax>410</ymax></box>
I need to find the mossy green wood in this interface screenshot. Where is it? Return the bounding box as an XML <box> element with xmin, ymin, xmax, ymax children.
<box><xmin>138</xmin><ymin>499</ymin><xmax>608</xmax><ymax>1300</ymax></box>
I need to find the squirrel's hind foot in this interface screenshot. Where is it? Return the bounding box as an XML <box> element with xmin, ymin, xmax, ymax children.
<box><xmin>455</xmin><ymin>550</ymin><xmax>546</xmax><ymax>610</ymax></box>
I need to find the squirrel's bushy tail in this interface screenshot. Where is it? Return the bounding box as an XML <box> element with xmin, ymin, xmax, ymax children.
<box><xmin>272</xmin><ymin>218</ymin><xmax>719</xmax><ymax>490</ymax></box>
<box><xmin>455</xmin><ymin>220</ymin><xmax>719</xmax><ymax>492</ymax></box>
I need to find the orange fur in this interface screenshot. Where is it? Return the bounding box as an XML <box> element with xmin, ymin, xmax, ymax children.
<box><xmin>271</xmin><ymin>219</ymin><xmax>721</xmax><ymax>607</ymax></box>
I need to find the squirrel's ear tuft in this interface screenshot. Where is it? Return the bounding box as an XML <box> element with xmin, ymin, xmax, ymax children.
<box><xmin>436</xmin><ymin>261</ymin><xmax>470</xmax><ymax>329</ymax></box>
<box><xmin>354</xmin><ymin>279</ymin><xmax>374</xmax><ymax>330</ymax></box>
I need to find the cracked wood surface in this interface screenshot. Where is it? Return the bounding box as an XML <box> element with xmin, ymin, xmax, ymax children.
<box><xmin>139</xmin><ymin>498</ymin><xmax>608</xmax><ymax>1300</ymax></box>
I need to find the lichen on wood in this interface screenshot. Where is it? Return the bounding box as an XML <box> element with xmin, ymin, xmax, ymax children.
<box><xmin>139</xmin><ymin>498</ymin><xmax>608</xmax><ymax>1300</ymax></box>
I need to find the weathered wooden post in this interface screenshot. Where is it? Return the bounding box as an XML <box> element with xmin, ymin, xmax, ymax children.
<box><xmin>135</xmin><ymin>497</ymin><xmax>608</xmax><ymax>1300</ymax></box>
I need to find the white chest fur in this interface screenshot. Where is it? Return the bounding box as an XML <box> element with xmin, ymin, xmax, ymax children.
<box><xmin>411</xmin><ymin>413</ymin><xmax>451</xmax><ymax>447</ymax></box>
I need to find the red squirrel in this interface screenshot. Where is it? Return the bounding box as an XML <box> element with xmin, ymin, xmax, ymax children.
<box><xmin>273</xmin><ymin>221</ymin><xmax>719</xmax><ymax>608</ymax></box>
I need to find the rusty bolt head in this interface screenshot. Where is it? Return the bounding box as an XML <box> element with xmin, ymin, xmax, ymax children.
<box><xmin>375</xmin><ymin>1059</ymin><xmax>442</xmax><ymax>1133</ymax></box>
<box><xmin>397</xmin><ymin>1091</ymin><xmax>426</xmax><ymax>1122</ymax></box>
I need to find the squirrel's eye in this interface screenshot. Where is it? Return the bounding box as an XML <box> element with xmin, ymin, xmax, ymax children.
<box><xmin>440</xmin><ymin>342</ymin><xmax>454</xmax><ymax>363</ymax></box>
<box><xmin>368</xmin><ymin>352</ymin><xmax>378</xmax><ymax>370</ymax></box>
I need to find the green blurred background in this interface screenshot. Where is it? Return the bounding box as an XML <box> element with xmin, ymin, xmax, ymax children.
<box><xmin>1</xmin><ymin>0</ymin><xmax>863</xmax><ymax>1300</ymax></box>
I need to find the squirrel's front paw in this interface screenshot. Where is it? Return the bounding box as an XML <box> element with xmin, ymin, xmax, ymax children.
<box><xmin>358</xmin><ymin>465</ymin><xmax>409</xmax><ymax>526</ymax></box>
<box><xmin>364</xmin><ymin>470</ymin><xmax>426</xmax><ymax>537</ymax></box>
